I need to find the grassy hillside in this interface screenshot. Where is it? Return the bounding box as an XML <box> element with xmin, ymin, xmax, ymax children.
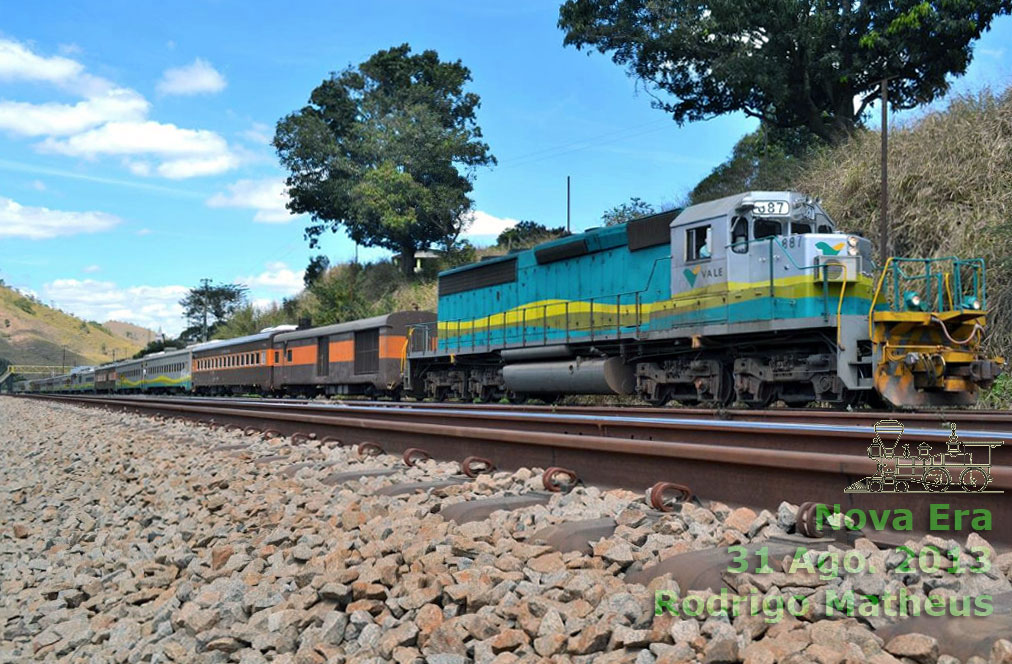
<box><xmin>0</xmin><ymin>286</ymin><xmax>144</xmax><ymax>368</ymax></box>
<box><xmin>794</xmin><ymin>87</ymin><xmax>1012</xmax><ymax>353</ymax></box>
<box><xmin>103</xmin><ymin>320</ymin><xmax>159</xmax><ymax>346</ymax></box>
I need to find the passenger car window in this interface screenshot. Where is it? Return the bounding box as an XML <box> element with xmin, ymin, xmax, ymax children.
<box><xmin>686</xmin><ymin>225</ymin><xmax>711</xmax><ymax>262</ymax></box>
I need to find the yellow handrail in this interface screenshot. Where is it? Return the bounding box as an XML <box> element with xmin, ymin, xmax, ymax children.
<box><xmin>837</xmin><ymin>264</ymin><xmax>848</xmax><ymax>350</ymax></box>
<box><xmin>868</xmin><ymin>257</ymin><xmax>895</xmax><ymax>340</ymax></box>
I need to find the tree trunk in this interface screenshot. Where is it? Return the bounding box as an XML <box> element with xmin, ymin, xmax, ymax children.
<box><xmin>400</xmin><ymin>246</ymin><xmax>416</xmax><ymax>279</ymax></box>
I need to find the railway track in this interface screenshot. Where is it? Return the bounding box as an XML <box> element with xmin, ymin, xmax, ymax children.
<box><xmin>19</xmin><ymin>393</ymin><xmax>1012</xmax><ymax>548</ymax></box>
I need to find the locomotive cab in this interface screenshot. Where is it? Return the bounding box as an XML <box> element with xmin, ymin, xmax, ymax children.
<box><xmin>671</xmin><ymin>191</ymin><xmax>874</xmax><ymax>303</ymax></box>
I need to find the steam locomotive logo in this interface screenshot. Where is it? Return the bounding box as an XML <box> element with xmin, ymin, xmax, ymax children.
<box><xmin>815</xmin><ymin>241</ymin><xmax>845</xmax><ymax>256</ymax></box>
<box><xmin>845</xmin><ymin>420</ymin><xmax>1003</xmax><ymax>494</ymax></box>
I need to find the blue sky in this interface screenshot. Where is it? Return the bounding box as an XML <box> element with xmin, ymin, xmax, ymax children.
<box><xmin>1</xmin><ymin>1</ymin><xmax>1010</xmax><ymax>336</ymax></box>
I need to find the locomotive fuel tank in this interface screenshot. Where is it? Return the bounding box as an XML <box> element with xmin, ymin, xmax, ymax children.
<box><xmin>503</xmin><ymin>357</ymin><xmax>635</xmax><ymax>395</ymax></box>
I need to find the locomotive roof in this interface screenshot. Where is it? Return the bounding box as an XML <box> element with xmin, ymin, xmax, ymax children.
<box><xmin>673</xmin><ymin>192</ymin><xmax>749</xmax><ymax>227</ymax></box>
<box><xmin>673</xmin><ymin>190</ymin><xmax>826</xmax><ymax>227</ymax></box>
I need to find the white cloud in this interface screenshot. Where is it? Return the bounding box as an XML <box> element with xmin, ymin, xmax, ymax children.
<box><xmin>207</xmin><ymin>178</ymin><xmax>296</xmax><ymax>222</ymax></box>
<box><xmin>157</xmin><ymin>154</ymin><xmax>238</xmax><ymax>179</ymax></box>
<box><xmin>241</xmin><ymin>261</ymin><xmax>304</xmax><ymax>296</ymax></box>
<box><xmin>0</xmin><ymin>195</ymin><xmax>121</xmax><ymax>239</ymax></box>
<box><xmin>240</xmin><ymin>121</ymin><xmax>272</xmax><ymax>145</ymax></box>
<box><xmin>42</xmin><ymin>120</ymin><xmax>229</xmax><ymax>158</ymax></box>
<box><xmin>83</xmin><ymin>264</ymin><xmax>100</xmax><ymax>273</ymax></box>
<box><xmin>0</xmin><ymin>39</ymin><xmax>238</xmax><ymax>179</ymax></box>
<box><xmin>0</xmin><ymin>88</ymin><xmax>149</xmax><ymax>137</ymax></box>
<box><xmin>157</xmin><ymin>58</ymin><xmax>226</xmax><ymax>96</ymax></box>
<box><xmin>30</xmin><ymin>179</ymin><xmax>45</xmax><ymax>191</ymax></box>
<box><xmin>42</xmin><ymin>279</ymin><xmax>188</xmax><ymax>336</ymax></box>
<box><xmin>0</xmin><ymin>39</ymin><xmax>83</xmax><ymax>86</ymax></box>
<box><xmin>463</xmin><ymin>210</ymin><xmax>519</xmax><ymax>237</ymax></box>
<box><xmin>40</xmin><ymin>120</ymin><xmax>238</xmax><ymax>178</ymax></box>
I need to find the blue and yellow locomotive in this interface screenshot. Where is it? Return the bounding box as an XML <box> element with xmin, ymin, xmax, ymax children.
<box><xmin>406</xmin><ymin>190</ymin><xmax>1002</xmax><ymax>408</ymax></box>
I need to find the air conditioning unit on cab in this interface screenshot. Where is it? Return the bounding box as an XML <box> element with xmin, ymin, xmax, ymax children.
<box><xmin>815</xmin><ymin>256</ymin><xmax>860</xmax><ymax>282</ymax></box>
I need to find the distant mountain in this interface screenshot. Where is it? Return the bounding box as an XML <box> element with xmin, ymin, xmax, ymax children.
<box><xmin>0</xmin><ymin>285</ymin><xmax>145</xmax><ymax>368</ymax></box>
<box><xmin>103</xmin><ymin>320</ymin><xmax>160</xmax><ymax>347</ymax></box>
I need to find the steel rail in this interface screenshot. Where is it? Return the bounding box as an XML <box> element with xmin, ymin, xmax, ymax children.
<box><xmin>15</xmin><ymin>393</ymin><xmax>1011</xmax><ymax>546</ymax></box>
<box><xmin>97</xmin><ymin>393</ymin><xmax>1012</xmax><ymax>433</ymax></box>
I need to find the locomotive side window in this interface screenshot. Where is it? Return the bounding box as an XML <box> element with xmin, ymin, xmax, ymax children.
<box><xmin>686</xmin><ymin>225</ymin><xmax>711</xmax><ymax>262</ymax></box>
<box><xmin>730</xmin><ymin>216</ymin><xmax>749</xmax><ymax>254</ymax></box>
<box><xmin>790</xmin><ymin>221</ymin><xmax>812</xmax><ymax>234</ymax></box>
<box><xmin>754</xmin><ymin>219</ymin><xmax>782</xmax><ymax>239</ymax></box>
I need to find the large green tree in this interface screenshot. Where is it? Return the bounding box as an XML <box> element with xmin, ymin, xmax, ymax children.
<box><xmin>558</xmin><ymin>0</ymin><xmax>1010</xmax><ymax>141</ymax></box>
<box><xmin>274</xmin><ymin>44</ymin><xmax>496</xmax><ymax>278</ymax></box>
<box><xmin>179</xmin><ymin>279</ymin><xmax>249</xmax><ymax>343</ymax></box>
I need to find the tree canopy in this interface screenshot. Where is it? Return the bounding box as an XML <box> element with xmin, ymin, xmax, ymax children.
<box><xmin>179</xmin><ymin>279</ymin><xmax>248</xmax><ymax>343</ymax></box>
<box><xmin>274</xmin><ymin>44</ymin><xmax>496</xmax><ymax>277</ymax></box>
<box><xmin>601</xmin><ymin>197</ymin><xmax>656</xmax><ymax>225</ymax></box>
<box><xmin>558</xmin><ymin>0</ymin><xmax>1010</xmax><ymax>141</ymax></box>
<box><xmin>496</xmin><ymin>220</ymin><xmax>566</xmax><ymax>251</ymax></box>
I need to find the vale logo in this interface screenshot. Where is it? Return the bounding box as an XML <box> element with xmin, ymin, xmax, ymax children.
<box><xmin>815</xmin><ymin>241</ymin><xmax>845</xmax><ymax>256</ymax></box>
<box><xmin>683</xmin><ymin>266</ymin><xmax>702</xmax><ymax>287</ymax></box>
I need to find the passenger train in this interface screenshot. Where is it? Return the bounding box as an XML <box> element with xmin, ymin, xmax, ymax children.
<box><xmin>19</xmin><ymin>191</ymin><xmax>1003</xmax><ymax>409</ymax></box>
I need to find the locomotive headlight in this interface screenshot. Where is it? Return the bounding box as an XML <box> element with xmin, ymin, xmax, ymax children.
<box><xmin>847</xmin><ymin>246</ymin><xmax>859</xmax><ymax>256</ymax></box>
<box><xmin>904</xmin><ymin>291</ymin><xmax>924</xmax><ymax>311</ymax></box>
<box><xmin>961</xmin><ymin>296</ymin><xmax>982</xmax><ymax>310</ymax></box>
<box><xmin>847</xmin><ymin>235</ymin><xmax>859</xmax><ymax>247</ymax></box>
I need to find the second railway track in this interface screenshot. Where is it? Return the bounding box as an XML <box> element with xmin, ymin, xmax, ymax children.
<box><xmin>19</xmin><ymin>393</ymin><xmax>1012</xmax><ymax>548</ymax></box>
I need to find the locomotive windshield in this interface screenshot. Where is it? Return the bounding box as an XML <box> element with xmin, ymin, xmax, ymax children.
<box><xmin>754</xmin><ymin>218</ymin><xmax>782</xmax><ymax>239</ymax></box>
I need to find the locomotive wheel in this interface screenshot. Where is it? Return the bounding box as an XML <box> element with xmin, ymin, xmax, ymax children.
<box><xmin>506</xmin><ymin>392</ymin><xmax>526</xmax><ymax>405</ymax></box>
<box><xmin>924</xmin><ymin>467</ymin><xmax>951</xmax><ymax>492</ymax></box>
<box><xmin>960</xmin><ymin>467</ymin><xmax>989</xmax><ymax>492</ymax></box>
<box><xmin>645</xmin><ymin>386</ymin><xmax>672</xmax><ymax>407</ymax></box>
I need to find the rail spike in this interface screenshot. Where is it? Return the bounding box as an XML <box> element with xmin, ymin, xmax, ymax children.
<box><xmin>402</xmin><ymin>448</ymin><xmax>431</xmax><ymax>467</ymax></box>
<box><xmin>796</xmin><ymin>501</ymin><xmax>827</xmax><ymax>538</ymax></box>
<box><xmin>460</xmin><ymin>456</ymin><xmax>495</xmax><ymax>478</ymax></box>
<box><xmin>358</xmin><ymin>442</ymin><xmax>383</xmax><ymax>457</ymax></box>
<box><xmin>543</xmin><ymin>467</ymin><xmax>579</xmax><ymax>493</ymax></box>
<box><xmin>648</xmin><ymin>481</ymin><xmax>693</xmax><ymax>511</ymax></box>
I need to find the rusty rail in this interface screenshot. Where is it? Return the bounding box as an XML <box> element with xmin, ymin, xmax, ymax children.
<box><xmin>13</xmin><ymin>393</ymin><xmax>1011</xmax><ymax>546</ymax></box>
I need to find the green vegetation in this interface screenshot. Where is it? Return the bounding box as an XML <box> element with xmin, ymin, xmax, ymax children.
<box><xmin>0</xmin><ymin>285</ymin><xmax>144</xmax><ymax>366</ymax></box>
<box><xmin>558</xmin><ymin>0</ymin><xmax>1010</xmax><ymax>142</ymax></box>
<box><xmin>601</xmin><ymin>197</ymin><xmax>657</xmax><ymax>226</ymax></box>
<box><xmin>13</xmin><ymin>297</ymin><xmax>34</xmax><ymax>315</ymax></box>
<box><xmin>179</xmin><ymin>279</ymin><xmax>250</xmax><ymax>343</ymax></box>
<box><xmin>275</xmin><ymin>44</ymin><xmax>496</xmax><ymax>278</ymax></box>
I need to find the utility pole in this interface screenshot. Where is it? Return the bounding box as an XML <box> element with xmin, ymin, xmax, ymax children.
<box><xmin>62</xmin><ymin>346</ymin><xmax>66</xmax><ymax>373</ymax></box>
<box><xmin>200</xmin><ymin>277</ymin><xmax>210</xmax><ymax>342</ymax></box>
<box><xmin>879</xmin><ymin>78</ymin><xmax>891</xmax><ymax>267</ymax></box>
<box><xmin>566</xmin><ymin>176</ymin><xmax>571</xmax><ymax>234</ymax></box>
